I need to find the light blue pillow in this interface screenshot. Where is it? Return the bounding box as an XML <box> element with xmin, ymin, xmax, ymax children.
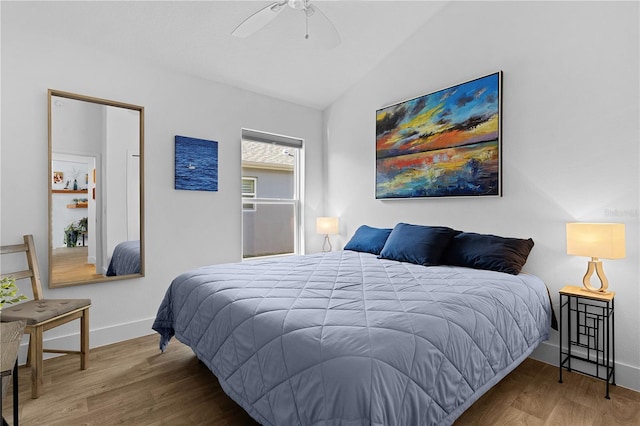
<box><xmin>344</xmin><ymin>225</ymin><xmax>393</xmax><ymax>255</ymax></box>
<box><xmin>378</xmin><ymin>223</ymin><xmax>459</xmax><ymax>266</ymax></box>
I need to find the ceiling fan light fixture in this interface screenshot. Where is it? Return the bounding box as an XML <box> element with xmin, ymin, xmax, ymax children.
<box><xmin>288</xmin><ymin>0</ymin><xmax>306</xmax><ymax>10</ymax></box>
<box><xmin>305</xmin><ymin>5</ymin><xmax>316</xmax><ymax>17</ymax></box>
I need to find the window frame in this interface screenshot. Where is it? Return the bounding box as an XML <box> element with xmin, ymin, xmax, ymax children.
<box><xmin>240</xmin><ymin>129</ymin><xmax>304</xmax><ymax>260</ymax></box>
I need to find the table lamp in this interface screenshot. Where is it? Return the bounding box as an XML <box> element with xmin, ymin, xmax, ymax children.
<box><xmin>566</xmin><ymin>222</ymin><xmax>625</xmax><ymax>294</ymax></box>
<box><xmin>316</xmin><ymin>217</ymin><xmax>339</xmax><ymax>252</ymax></box>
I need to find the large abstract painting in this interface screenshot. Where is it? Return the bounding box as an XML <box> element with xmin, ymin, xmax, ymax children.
<box><xmin>376</xmin><ymin>72</ymin><xmax>502</xmax><ymax>199</ymax></box>
<box><xmin>175</xmin><ymin>135</ymin><xmax>218</xmax><ymax>191</ymax></box>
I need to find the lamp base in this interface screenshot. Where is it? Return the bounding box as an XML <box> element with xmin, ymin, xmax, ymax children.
<box><xmin>322</xmin><ymin>234</ymin><xmax>332</xmax><ymax>253</ymax></box>
<box><xmin>581</xmin><ymin>258</ymin><xmax>611</xmax><ymax>294</ymax></box>
<box><xmin>580</xmin><ymin>287</ymin><xmax>613</xmax><ymax>296</ymax></box>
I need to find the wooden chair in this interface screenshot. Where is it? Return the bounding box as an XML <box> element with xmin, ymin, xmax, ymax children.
<box><xmin>0</xmin><ymin>235</ymin><xmax>91</xmax><ymax>399</ymax></box>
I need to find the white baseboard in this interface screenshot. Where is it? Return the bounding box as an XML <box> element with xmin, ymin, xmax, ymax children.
<box><xmin>16</xmin><ymin>317</ymin><xmax>158</xmax><ymax>364</ymax></box>
<box><xmin>531</xmin><ymin>340</ymin><xmax>640</xmax><ymax>392</ymax></box>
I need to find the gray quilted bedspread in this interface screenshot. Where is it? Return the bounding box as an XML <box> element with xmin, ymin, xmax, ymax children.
<box><xmin>153</xmin><ymin>251</ymin><xmax>551</xmax><ymax>426</ymax></box>
<box><xmin>106</xmin><ymin>240</ymin><xmax>140</xmax><ymax>276</ymax></box>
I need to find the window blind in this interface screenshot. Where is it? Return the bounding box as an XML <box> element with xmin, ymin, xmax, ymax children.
<box><xmin>241</xmin><ymin>128</ymin><xmax>303</xmax><ymax>149</ymax></box>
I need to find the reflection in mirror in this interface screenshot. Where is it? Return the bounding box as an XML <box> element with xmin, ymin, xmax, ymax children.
<box><xmin>48</xmin><ymin>89</ymin><xmax>144</xmax><ymax>287</ymax></box>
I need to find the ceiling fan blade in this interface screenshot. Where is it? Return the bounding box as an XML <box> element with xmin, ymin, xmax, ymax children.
<box><xmin>232</xmin><ymin>2</ymin><xmax>284</xmax><ymax>38</ymax></box>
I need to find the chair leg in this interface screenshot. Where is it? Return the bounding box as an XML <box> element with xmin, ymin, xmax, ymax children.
<box><xmin>25</xmin><ymin>337</ymin><xmax>32</xmax><ymax>368</ymax></box>
<box><xmin>80</xmin><ymin>308</ymin><xmax>90</xmax><ymax>370</ymax></box>
<box><xmin>12</xmin><ymin>361</ymin><xmax>18</xmax><ymax>426</ymax></box>
<box><xmin>30</xmin><ymin>327</ymin><xmax>43</xmax><ymax>399</ymax></box>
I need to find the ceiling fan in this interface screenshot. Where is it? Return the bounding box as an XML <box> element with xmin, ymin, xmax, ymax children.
<box><xmin>232</xmin><ymin>0</ymin><xmax>340</xmax><ymax>45</ymax></box>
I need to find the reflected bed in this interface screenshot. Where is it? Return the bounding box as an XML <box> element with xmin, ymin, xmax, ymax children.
<box><xmin>106</xmin><ymin>240</ymin><xmax>140</xmax><ymax>276</ymax></box>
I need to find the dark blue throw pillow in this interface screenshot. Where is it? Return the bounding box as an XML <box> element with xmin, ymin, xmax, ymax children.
<box><xmin>441</xmin><ymin>232</ymin><xmax>534</xmax><ymax>275</ymax></box>
<box><xmin>378</xmin><ymin>223</ymin><xmax>459</xmax><ymax>266</ymax></box>
<box><xmin>344</xmin><ymin>225</ymin><xmax>393</xmax><ymax>255</ymax></box>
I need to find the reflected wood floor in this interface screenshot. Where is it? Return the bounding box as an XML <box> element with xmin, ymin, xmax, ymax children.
<box><xmin>2</xmin><ymin>334</ymin><xmax>639</xmax><ymax>425</ymax></box>
<box><xmin>51</xmin><ymin>246</ymin><xmax>103</xmax><ymax>283</ymax></box>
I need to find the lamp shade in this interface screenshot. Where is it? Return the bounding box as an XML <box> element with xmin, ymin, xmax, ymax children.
<box><xmin>316</xmin><ymin>217</ymin><xmax>339</xmax><ymax>235</ymax></box>
<box><xmin>566</xmin><ymin>223</ymin><xmax>625</xmax><ymax>259</ymax></box>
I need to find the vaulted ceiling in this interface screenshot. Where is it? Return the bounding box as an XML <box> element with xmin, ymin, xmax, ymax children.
<box><xmin>7</xmin><ymin>1</ymin><xmax>447</xmax><ymax>109</ymax></box>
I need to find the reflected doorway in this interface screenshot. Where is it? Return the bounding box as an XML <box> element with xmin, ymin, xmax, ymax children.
<box><xmin>51</xmin><ymin>153</ymin><xmax>101</xmax><ymax>279</ymax></box>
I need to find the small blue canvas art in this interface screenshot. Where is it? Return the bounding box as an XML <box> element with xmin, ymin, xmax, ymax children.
<box><xmin>175</xmin><ymin>135</ymin><xmax>218</xmax><ymax>191</ymax></box>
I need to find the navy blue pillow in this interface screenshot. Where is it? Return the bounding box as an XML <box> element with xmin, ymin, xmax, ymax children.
<box><xmin>378</xmin><ymin>223</ymin><xmax>458</xmax><ymax>266</ymax></box>
<box><xmin>344</xmin><ymin>225</ymin><xmax>393</xmax><ymax>255</ymax></box>
<box><xmin>442</xmin><ymin>232</ymin><xmax>534</xmax><ymax>275</ymax></box>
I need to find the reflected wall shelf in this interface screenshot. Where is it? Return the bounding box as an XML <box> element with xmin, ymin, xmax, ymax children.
<box><xmin>52</xmin><ymin>190</ymin><xmax>88</xmax><ymax>194</ymax></box>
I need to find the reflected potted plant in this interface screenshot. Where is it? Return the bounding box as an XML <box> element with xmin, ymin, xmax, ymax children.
<box><xmin>64</xmin><ymin>217</ymin><xmax>88</xmax><ymax>247</ymax></box>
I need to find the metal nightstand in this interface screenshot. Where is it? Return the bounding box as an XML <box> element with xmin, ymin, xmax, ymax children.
<box><xmin>558</xmin><ymin>285</ymin><xmax>615</xmax><ymax>398</ymax></box>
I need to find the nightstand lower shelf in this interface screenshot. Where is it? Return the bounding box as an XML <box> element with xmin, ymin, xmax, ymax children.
<box><xmin>558</xmin><ymin>285</ymin><xmax>615</xmax><ymax>399</ymax></box>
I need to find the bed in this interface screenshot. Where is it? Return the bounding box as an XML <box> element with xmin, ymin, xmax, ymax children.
<box><xmin>106</xmin><ymin>240</ymin><xmax>140</xmax><ymax>276</ymax></box>
<box><xmin>153</xmin><ymin>224</ymin><xmax>553</xmax><ymax>426</ymax></box>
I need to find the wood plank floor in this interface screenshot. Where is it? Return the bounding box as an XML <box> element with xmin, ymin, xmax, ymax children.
<box><xmin>2</xmin><ymin>334</ymin><xmax>639</xmax><ymax>425</ymax></box>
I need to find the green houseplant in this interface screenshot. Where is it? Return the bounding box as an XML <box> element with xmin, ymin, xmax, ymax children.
<box><xmin>0</xmin><ymin>276</ymin><xmax>27</xmax><ymax>309</ymax></box>
<box><xmin>64</xmin><ymin>217</ymin><xmax>88</xmax><ymax>247</ymax></box>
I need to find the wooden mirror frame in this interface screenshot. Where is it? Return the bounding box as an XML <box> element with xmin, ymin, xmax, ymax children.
<box><xmin>48</xmin><ymin>89</ymin><xmax>145</xmax><ymax>287</ymax></box>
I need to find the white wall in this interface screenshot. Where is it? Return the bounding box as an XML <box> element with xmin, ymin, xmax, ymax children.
<box><xmin>104</xmin><ymin>106</ymin><xmax>139</xmax><ymax>261</ymax></box>
<box><xmin>1</xmin><ymin>8</ymin><xmax>324</xmax><ymax>354</ymax></box>
<box><xmin>323</xmin><ymin>1</ymin><xmax>640</xmax><ymax>390</ymax></box>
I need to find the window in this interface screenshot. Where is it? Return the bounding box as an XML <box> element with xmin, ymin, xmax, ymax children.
<box><xmin>242</xmin><ymin>177</ymin><xmax>257</xmax><ymax>211</ymax></box>
<box><xmin>241</xmin><ymin>129</ymin><xmax>303</xmax><ymax>259</ymax></box>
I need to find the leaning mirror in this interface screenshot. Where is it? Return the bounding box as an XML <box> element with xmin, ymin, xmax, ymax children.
<box><xmin>48</xmin><ymin>89</ymin><xmax>144</xmax><ymax>287</ymax></box>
